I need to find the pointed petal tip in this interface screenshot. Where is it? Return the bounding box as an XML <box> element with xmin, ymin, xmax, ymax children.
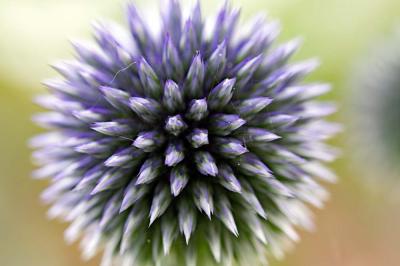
<box><xmin>135</xmin><ymin>177</ymin><xmax>145</xmax><ymax>186</ymax></box>
<box><xmin>149</xmin><ymin>214</ymin><xmax>157</xmax><ymax>226</ymax></box>
<box><xmin>119</xmin><ymin>198</ymin><xmax>131</xmax><ymax>213</ymax></box>
<box><xmin>182</xmin><ymin>226</ymin><xmax>193</xmax><ymax>244</ymax></box>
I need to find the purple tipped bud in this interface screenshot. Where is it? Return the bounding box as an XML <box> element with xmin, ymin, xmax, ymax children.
<box><xmin>234</xmin><ymin>55</ymin><xmax>263</xmax><ymax>90</ymax></box>
<box><xmin>134</xmin><ymin>131</ymin><xmax>166</xmax><ymax>152</ymax></box>
<box><xmin>240</xmin><ymin>180</ymin><xmax>267</xmax><ymax>219</ymax></box>
<box><xmin>100</xmin><ymin>193</ymin><xmax>122</xmax><ymax>229</ymax></box>
<box><xmin>42</xmin><ymin>79</ymin><xmax>79</xmax><ymax>98</ymax></box>
<box><xmin>213</xmin><ymin>137</ymin><xmax>248</xmax><ymax>158</ymax></box>
<box><xmin>126</xmin><ymin>3</ymin><xmax>156</xmax><ymax>55</ymax></box>
<box><xmin>184</xmin><ymin>54</ymin><xmax>205</xmax><ymax>99</ymax></box>
<box><xmin>178</xmin><ymin>199</ymin><xmax>197</xmax><ymax>244</ymax></box>
<box><xmin>268</xmin><ymin>144</ymin><xmax>307</xmax><ymax>164</ymax></box>
<box><xmin>237</xmin><ymin>97</ymin><xmax>273</xmax><ymax>117</ymax></box>
<box><xmin>239</xmin><ymin>128</ymin><xmax>281</xmax><ymax>143</ymax></box>
<box><xmin>262</xmin><ymin>38</ymin><xmax>301</xmax><ymax>71</ymax></box>
<box><xmin>120</xmin><ymin>180</ymin><xmax>150</xmax><ymax>212</ymax></box>
<box><xmin>163</xmin><ymin>80</ymin><xmax>184</xmax><ymax>113</ymax></box>
<box><xmin>73</xmin><ymin>108</ymin><xmax>111</xmax><ymax>123</ymax></box>
<box><xmin>165</xmin><ymin>140</ymin><xmax>185</xmax><ymax>167</ymax></box>
<box><xmin>170</xmin><ymin>165</ymin><xmax>189</xmax><ymax>196</ymax></box>
<box><xmin>215</xmin><ymin>194</ymin><xmax>238</xmax><ymax>237</ymax></box>
<box><xmin>265</xmin><ymin>59</ymin><xmax>319</xmax><ymax>90</ymax></box>
<box><xmin>120</xmin><ymin>206</ymin><xmax>147</xmax><ymax>253</ymax></box>
<box><xmin>217</xmin><ymin>163</ymin><xmax>242</xmax><ymax>193</ymax></box>
<box><xmin>149</xmin><ymin>183</ymin><xmax>172</xmax><ymax>225</ymax></box>
<box><xmin>207</xmin><ymin>223</ymin><xmax>222</xmax><ymax>262</ymax></box>
<box><xmin>33</xmin><ymin>112</ymin><xmax>82</xmax><ymax>129</ymax></box>
<box><xmin>138</xmin><ymin>58</ymin><xmax>162</xmax><ymax>99</ymax></box>
<box><xmin>161</xmin><ymin>213</ymin><xmax>178</xmax><ymax>255</ymax></box>
<box><xmin>277</xmin><ymin>83</ymin><xmax>331</xmax><ymax>101</ymax></box>
<box><xmin>91</xmin><ymin>171</ymin><xmax>126</xmax><ymax>195</ymax></box>
<box><xmin>265</xmin><ymin>178</ymin><xmax>293</xmax><ymax>198</ymax></box>
<box><xmin>105</xmin><ymin>147</ymin><xmax>144</xmax><ymax>168</ymax></box>
<box><xmin>209</xmin><ymin>114</ymin><xmax>246</xmax><ymax>136</ymax></box>
<box><xmin>194</xmin><ymin>151</ymin><xmax>218</xmax><ymax>177</ymax></box>
<box><xmin>236</xmin><ymin>153</ymin><xmax>272</xmax><ymax>179</ymax></box>
<box><xmin>75</xmin><ymin>139</ymin><xmax>113</xmax><ymax>155</ymax></box>
<box><xmin>136</xmin><ymin>156</ymin><xmax>163</xmax><ymax>185</ymax></box>
<box><xmin>180</xmin><ymin>19</ymin><xmax>200</xmax><ymax>63</ymax></box>
<box><xmin>250</xmin><ymin>113</ymin><xmax>298</xmax><ymax>128</ymax></box>
<box><xmin>207</xmin><ymin>78</ymin><xmax>235</xmax><ymax>110</ymax></box>
<box><xmin>161</xmin><ymin>0</ymin><xmax>182</xmax><ymax>45</ymax></box>
<box><xmin>129</xmin><ymin>97</ymin><xmax>162</xmax><ymax>123</ymax></box>
<box><xmin>100</xmin><ymin>86</ymin><xmax>131</xmax><ymax>111</ymax></box>
<box><xmin>186</xmin><ymin>128</ymin><xmax>209</xmax><ymax>148</ymax></box>
<box><xmin>206</xmin><ymin>42</ymin><xmax>227</xmax><ymax>83</ymax></box>
<box><xmin>193</xmin><ymin>182</ymin><xmax>214</xmax><ymax>219</ymax></box>
<box><xmin>165</xmin><ymin>115</ymin><xmax>188</xmax><ymax>136</ymax></box>
<box><xmin>163</xmin><ymin>35</ymin><xmax>184</xmax><ymax>80</ymax></box>
<box><xmin>91</xmin><ymin>121</ymin><xmax>132</xmax><ymax>136</ymax></box>
<box><xmin>211</xmin><ymin>4</ymin><xmax>240</xmax><ymax>50</ymax></box>
<box><xmin>300</xmin><ymin>102</ymin><xmax>337</xmax><ymax>118</ymax></box>
<box><xmin>74</xmin><ymin>165</ymin><xmax>104</xmax><ymax>191</ymax></box>
<box><xmin>186</xmin><ymin>98</ymin><xmax>208</xmax><ymax>121</ymax></box>
<box><xmin>71</xmin><ymin>39</ymin><xmax>111</xmax><ymax>68</ymax></box>
<box><xmin>242</xmin><ymin>211</ymin><xmax>267</xmax><ymax>243</ymax></box>
<box><xmin>34</xmin><ymin>95</ymin><xmax>82</xmax><ymax>113</ymax></box>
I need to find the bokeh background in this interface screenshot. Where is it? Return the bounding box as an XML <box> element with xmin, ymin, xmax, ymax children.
<box><xmin>1</xmin><ymin>0</ymin><xmax>400</xmax><ymax>265</ymax></box>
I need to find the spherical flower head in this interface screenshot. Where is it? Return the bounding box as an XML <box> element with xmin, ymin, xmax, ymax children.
<box><xmin>31</xmin><ymin>1</ymin><xmax>339</xmax><ymax>265</ymax></box>
<box><xmin>351</xmin><ymin>30</ymin><xmax>400</xmax><ymax>183</ymax></box>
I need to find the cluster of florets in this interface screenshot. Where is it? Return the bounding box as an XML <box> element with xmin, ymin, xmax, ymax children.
<box><xmin>32</xmin><ymin>1</ymin><xmax>339</xmax><ymax>265</ymax></box>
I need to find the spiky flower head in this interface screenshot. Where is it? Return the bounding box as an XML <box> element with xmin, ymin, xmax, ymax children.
<box><xmin>32</xmin><ymin>1</ymin><xmax>339</xmax><ymax>265</ymax></box>
<box><xmin>351</xmin><ymin>30</ymin><xmax>400</xmax><ymax>182</ymax></box>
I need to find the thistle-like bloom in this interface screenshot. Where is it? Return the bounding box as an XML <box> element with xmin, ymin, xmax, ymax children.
<box><xmin>351</xmin><ymin>31</ymin><xmax>400</xmax><ymax>181</ymax></box>
<box><xmin>32</xmin><ymin>1</ymin><xmax>339</xmax><ymax>265</ymax></box>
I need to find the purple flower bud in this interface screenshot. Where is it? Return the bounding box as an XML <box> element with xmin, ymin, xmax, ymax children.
<box><xmin>105</xmin><ymin>146</ymin><xmax>144</xmax><ymax>168</ymax></box>
<box><xmin>207</xmin><ymin>78</ymin><xmax>235</xmax><ymax>110</ymax></box>
<box><xmin>186</xmin><ymin>98</ymin><xmax>208</xmax><ymax>121</ymax></box>
<box><xmin>186</xmin><ymin>128</ymin><xmax>209</xmax><ymax>148</ymax></box>
<box><xmin>215</xmin><ymin>194</ymin><xmax>238</xmax><ymax>237</ymax></box>
<box><xmin>129</xmin><ymin>97</ymin><xmax>162</xmax><ymax>123</ymax></box>
<box><xmin>163</xmin><ymin>80</ymin><xmax>185</xmax><ymax>112</ymax></box>
<box><xmin>194</xmin><ymin>151</ymin><xmax>218</xmax><ymax>176</ymax></box>
<box><xmin>163</xmin><ymin>35</ymin><xmax>184</xmax><ymax>80</ymax></box>
<box><xmin>149</xmin><ymin>183</ymin><xmax>172</xmax><ymax>225</ymax></box>
<box><xmin>184</xmin><ymin>54</ymin><xmax>205</xmax><ymax>99</ymax></box>
<box><xmin>217</xmin><ymin>163</ymin><xmax>242</xmax><ymax>193</ymax></box>
<box><xmin>120</xmin><ymin>180</ymin><xmax>150</xmax><ymax>212</ymax></box>
<box><xmin>237</xmin><ymin>97</ymin><xmax>273</xmax><ymax>118</ymax></box>
<box><xmin>193</xmin><ymin>181</ymin><xmax>214</xmax><ymax>219</ymax></box>
<box><xmin>178</xmin><ymin>198</ymin><xmax>197</xmax><ymax>244</ymax></box>
<box><xmin>213</xmin><ymin>137</ymin><xmax>248</xmax><ymax>158</ymax></box>
<box><xmin>136</xmin><ymin>156</ymin><xmax>164</xmax><ymax>185</ymax></box>
<box><xmin>164</xmin><ymin>140</ymin><xmax>184</xmax><ymax>167</ymax></box>
<box><xmin>209</xmin><ymin>114</ymin><xmax>246</xmax><ymax>136</ymax></box>
<box><xmin>100</xmin><ymin>86</ymin><xmax>131</xmax><ymax>111</ymax></box>
<box><xmin>138</xmin><ymin>58</ymin><xmax>162</xmax><ymax>99</ymax></box>
<box><xmin>164</xmin><ymin>115</ymin><xmax>188</xmax><ymax>136</ymax></box>
<box><xmin>134</xmin><ymin>131</ymin><xmax>166</xmax><ymax>152</ymax></box>
<box><xmin>91</xmin><ymin>170</ymin><xmax>126</xmax><ymax>195</ymax></box>
<box><xmin>170</xmin><ymin>164</ymin><xmax>189</xmax><ymax>197</ymax></box>
<box><xmin>91</xmin><ymin>120</ymin><xmax>133</xmax><ymax>136</ymax></box>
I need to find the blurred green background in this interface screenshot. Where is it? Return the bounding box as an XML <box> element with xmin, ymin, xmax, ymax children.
<box><xmin>1</xmin><ymin>0</ymin><xmax>400</xmax><ymax>265</ymax></box>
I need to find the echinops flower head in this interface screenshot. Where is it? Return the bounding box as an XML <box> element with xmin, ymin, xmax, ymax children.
<box><xmin>31</xmin><ymin>1</ymin><xmax>340</xmax><ymax>265</ymax></box>
<box><xmin>351</xmin><ymin>30</ymin><xmax>400</xmax><ymax>183</ymax></box>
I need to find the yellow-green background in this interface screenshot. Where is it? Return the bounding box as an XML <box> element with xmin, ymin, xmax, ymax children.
<box><xmin>1</xmin><ymin>0</ymin><xmax>399</xmax><ymax>265</ymax></box>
